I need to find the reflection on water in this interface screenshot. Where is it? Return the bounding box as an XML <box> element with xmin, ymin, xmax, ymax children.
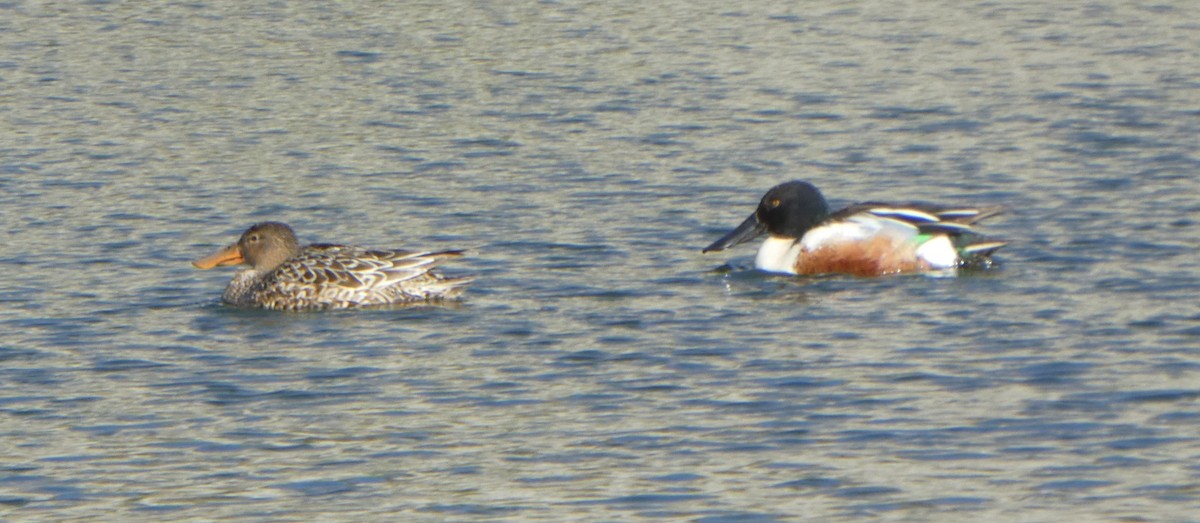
<box><xmin>2</xmin><ymin>0</ymin><xmax>1199</xmax><ymax>520</ymax></box>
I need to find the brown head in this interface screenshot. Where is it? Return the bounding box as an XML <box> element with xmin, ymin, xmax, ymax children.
<box><xmin>192</xmin><ymin>222</ymin><xmax>303</xmax><ymax>272</ymax></box>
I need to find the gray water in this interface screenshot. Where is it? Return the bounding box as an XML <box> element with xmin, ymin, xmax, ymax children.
<box><xmin>3</xmin><ymin>1</ymin><xmax>1199</xmax><ymax>521</ymax></box>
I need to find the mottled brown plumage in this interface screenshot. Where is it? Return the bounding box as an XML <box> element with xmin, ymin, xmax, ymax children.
<box><xmin>193</xmin><ymin>222</ymin><xmax>471</xmax><ymax>311</ymax></box>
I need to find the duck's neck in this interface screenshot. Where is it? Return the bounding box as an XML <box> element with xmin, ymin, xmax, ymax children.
<box><xmin>222</xmin><ymin>269</ymin><xmax>262</xmax><ymax>306</ymax></box>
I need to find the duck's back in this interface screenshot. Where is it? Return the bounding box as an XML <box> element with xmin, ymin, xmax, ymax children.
<box><xmin>794</xmin><ymin>203</ymin><xmax>1006</xmax><ymax>276</ymax></box>
<box><xmin>246</xmin><ymin>245</ymin><xmax>471</xmax><ymax>311</ymax></box>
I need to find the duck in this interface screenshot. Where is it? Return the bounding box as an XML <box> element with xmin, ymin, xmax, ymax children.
<box><xmin>702</xmin><ymin>181</ymin><xmax>1006</xmax><ymax>276</ymax></box>
<box><xmin>192</xmin><ymin>221</ymin><xmax>472</xmax><ymax>311</ymax></box>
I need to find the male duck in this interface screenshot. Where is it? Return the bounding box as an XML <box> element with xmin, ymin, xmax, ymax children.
<box><xmin>703</xmin><ymin>181</ymin><xmax>1006</xmax><ymax>276</ymax></box>
<box><xmin>193</xmin><ymin>221</ymin><xmax>472</xmax><ymax>311</ymax></box>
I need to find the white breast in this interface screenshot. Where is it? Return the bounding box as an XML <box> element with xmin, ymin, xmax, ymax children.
<box><xmin>754</xmin><ymin>236</ymin><xmax>804</xmax><ymax>275</ymax></box>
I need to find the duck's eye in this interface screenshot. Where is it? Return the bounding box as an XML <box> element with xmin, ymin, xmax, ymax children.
<box><xmin>770</xmin><ymin>198</ymin><xmax>781</xmax><ymax>207</ymax></box>
<box><xmin>248</xmin><ymin>234</ymin><xmax>260</xmax><ymax>243</ymax></box>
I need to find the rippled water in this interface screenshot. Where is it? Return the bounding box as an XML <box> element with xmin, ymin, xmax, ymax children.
<box><xmin>3</xmin><ymin>1</ymin><xmax>1199</xmax><ymax>521</ymax></box>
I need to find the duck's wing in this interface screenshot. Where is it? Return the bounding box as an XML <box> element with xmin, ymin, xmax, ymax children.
<box><xmin>305</xmin><ymin>245</ymin><xmax>464</xmax><ymax>285</ymax></box>
<box><xmin>260</xmin><ymin>245</ymin><xmax>471</xmax><ymax>309</ymax></box>
<box><xmin>831</xmin><ymin>202</ymin><xmax>1004</xmax><ymax>234</ymax></box>
<box><xmin>817</xmin><ymin>202</ymin><xmax>1007</xmax><ymax>269</ymax></box>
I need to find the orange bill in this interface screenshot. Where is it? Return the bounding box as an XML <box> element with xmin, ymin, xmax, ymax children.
<box><xmin>192</xmin><ymin>244</ymin><xmax>245</xmax><ymax>269</ymax></box>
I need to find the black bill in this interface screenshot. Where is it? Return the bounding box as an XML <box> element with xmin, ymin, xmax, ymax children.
<box><xmin>702</xmin><ymin>213</ymin><xmax>766</xmax><ymax>253</ymax></box>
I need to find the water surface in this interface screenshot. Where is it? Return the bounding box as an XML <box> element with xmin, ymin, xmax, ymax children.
<box><xmin>2</xmin><ymin>1</ymin><xmax>1199</xmax><ymax>521</ymax></box>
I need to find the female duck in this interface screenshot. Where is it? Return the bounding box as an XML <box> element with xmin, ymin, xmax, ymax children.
<box><xmin>193</xmin><ymin>222</ymin><xmax>471</xmax><ymax>311</ymax></box>
<box><xmin>703</xmin><ymin>181</ymin><xmax>1006</xmax><ymax>276</ymax></box>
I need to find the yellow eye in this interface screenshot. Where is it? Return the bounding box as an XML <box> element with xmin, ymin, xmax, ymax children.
<box><xmin>770</xmin><ymin>198</ymin><xmax>781</xmax><ymax>207</ymax></box>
